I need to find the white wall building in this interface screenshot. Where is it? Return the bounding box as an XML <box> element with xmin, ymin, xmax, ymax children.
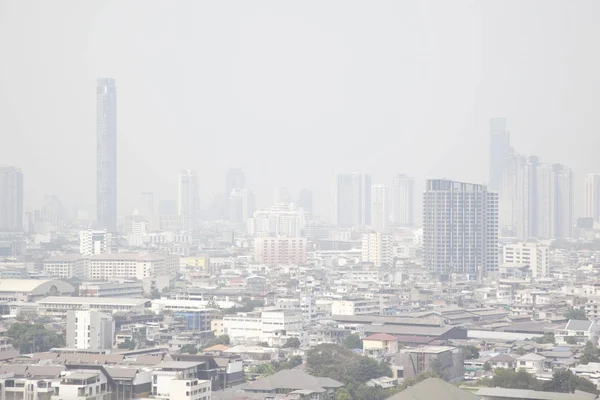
<box><xmin>86</xmin><ymin>253</ymin><xmax>179</xmax><ymax>281</ymax></box>
<box><xmin>331</xmin><ymin>298</ymin><xmax>381</xmax><ymax>316</ymax></box>
<box><xmin>503</xmin><ymin>242</ymin><xmax>550</xmax><ymax>278</ymax></box>
<box><xmin>585</xmin><ymin>173</ymin><xmax>600</xmax><ymax>224</ymax></box>
<box><xmin>179</xmin><ymin>169</ymin><xmax>200</xmax><ymax>233</ymax></box>
<box><xmin>44</xmin><ymin>254</ymin><xmax>86</xmax><ymax>279</ymax></box>
<box><xmin>79</xmin><ymin>229</ymin><xmax>112</xmax><ymax>256</ymax></box>
<box><xmin>247</xmin><ymin>203</ymin><xmax>307</xmax><ymax>237</ymax></box>
<box><xmin>253</xmin><ymin>237</ymin><xmax>307</xmax><ymax>265</ymax></box>
<box><xmin>223</xmin><ymin>310</ymin><xmax>303</xmax><ymax>345</ymax></box>
<box><xmin>392</xmin><ymin>174</ymin><xmax>414</xmax><ymax>226</ymax></box>
<box><xmin>370</xmin><ymin>184</ymin><xmax>390</xmax><ymax>232</ymax></box>
<box><xmin>152</xmin><ymin>362</ymin><xmax>211</xmax><ymax>400</ymax></box>
<box><xmin>361</xmin><ymin>232</ymin><xmax>393</xmax><ymax>267</ymax></box>
<box><xmin>66</xmin><ymin>310</ymin><xmax>114</xmax><ymax>351</ymax></box>
<box><xmin>335</xmin><ymin>172</ymin><xmax>371</xmax><ymax>227</ymax></box>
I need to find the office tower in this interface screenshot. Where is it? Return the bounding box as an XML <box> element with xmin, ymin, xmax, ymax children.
<box><xmin>178</xmin><ymin>169</ymin><xmax>199</xmax><ymax>233</ymax></box>
<box><xmin>229</xmin><ymin>188</ymin><xmax>256</xmax><ymax>224</ymax></box>
<box><xmin>489</xmin><ymin>118</ymin><xmax>511</xmax><ymax>193</ymax></box>
<box><xmin>79</xmin><ymin>229</ymin><xmax>113</xmax><ymax>256</ymax></box>
<box><xmin>158</xmin><ymin>199</ymin><xmax>178</xmax><ymax>215</ymax></box>
<box><xmin>423</xmin><ymin>179</ymin><xmax>498</xmax><ymax>279</ymax></box>
<box><xmin>361</xmin><ymin>232</ymin><xmax>393</xmax><ymax>267</ymax></box>
<box><xmin>96</xmin><ymin>78</ymin><xmax>118</xmax><ymax>232</ymax></box>
<box><xmin>585</xmin><ymin>173</ymin><xmax>600</xmax><ymax>223</ymax></box>
<box><xmin>297</xmin><ymin>189</ymin><xmax>313</xmax><ymax>214</ymax></box>
<box><xmin>392</xmin><ymin>174</ymin><xmax>414</xmax><ymax>226</ymax></box>
<box><xmin>334</xmin><ymin>172</ymin><xmax>372</xmax><ymax>227</ymax></box>
<box><xmin>0</xmin><ymin>167</ymin><xmax>23</xmax><ymax>231</ymax></box>
<box><xmin>274</xmin><ymin>187</ymin><xmax>292</xmax><ymax>205</ymax></box>
<box><xmin>550</xmin><ymin>163</ymin><xmax>573</xmax><ymax>238</ymax></box>
<box><xmin>370</xmin><ymin>184</ymin><xmax>390</xmax><ymax>232</ymax></box>
<box><xmin>225</xmin><ymin>168</ymin><xmax>246</xmax><ymax>196</ymax></box>
<box><xmin>66</xmin><ymin>310</ymin><xmax>114</xmax><ymax>351</ymax></box>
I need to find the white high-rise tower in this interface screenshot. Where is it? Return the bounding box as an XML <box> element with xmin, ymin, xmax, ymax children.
<box><xmin>178</xmin><ymin>169</ymin><xmax>199</xmax><ymax>233</ymax></box>
<box><xmin>585</xmin><ymin>173</ymin><xmax>600</xmax><ymax>224</ymax></box>
<box><xmin>370</xmin><ymin>184</ymin><xmax>390</xmax><ymax>232</ymax></box>
<box><xmin>334</xmin><ymin>173</ymin><xmax>371</xmax><ymax>227</ymax></box>
<box><xmin>392</xmin><ymin>174</ymin><xmax>414</xmax><ymax>226</ymax></box>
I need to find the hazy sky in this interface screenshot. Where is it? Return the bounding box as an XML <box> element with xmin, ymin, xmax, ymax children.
<box><xmin>1</xmin><ymin>0</ymin><xmax>599</xmax><ymax>219</ymax></box>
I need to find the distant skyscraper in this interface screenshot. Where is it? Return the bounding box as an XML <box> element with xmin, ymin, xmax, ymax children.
<box><xmin>392</xmin><ymin>174</ymin><xmax>414</xmax><ymax>226</ymax></box>
<box><xmin>297</xmin><ymin>189</ymin><xmax>313</xmax><ymax>214</ymax></box>
<box><xmin>585</xmin><ymin>173</ymin><xmax>600</xmax><ymax>224</ymax></box>
<box><xmin>423</xmin><ymin>179</ymin><xmax>498</xmax><ymax>278</ymax></box>
<box><xmin>549</xmin><ymin>163</ymin><xmax>573</xmax><ymax>238</ymax></box>
<box><xmin>96</xmin><ymin>78</ymin><xmax>117</xmax><ymax>232</ymax></box>
<box><xmin>158</xmin><ymin>199</ymin><xmax>178</xmax><ymax>215</ymax></box>
<box><xmin>225</xmin><ymin>168</ymin><xmax>246</xmax><ymax>197</ymax></box>
<box><xmin>139</xmin><ymin>192</ymin><xmax>154</xmax><ymax>217</ymax></box>
<box><xmin>229</xmin><ymin>188</ymin><xmax>256</xmax><ymax>224</ymax></box>
<box><xmin>178</xmin><ymin>169</ymin><xmax>199</xmax><ymax>232</ymax></box>
<box><xmin>370</xmin><ymin>184</ymin><xmax>390</xmax><ymax>232</ymax></box>
<box><xmin>0</xmin><ymin>167</ymin><xmax>23</xmax><ymax>231</ymax></box>
<box><xmin>489</xmin><ymin>118</ymin><xmax>511</xmax><ymax>193</ymax></box>
<box><xmin>273</xmin><ymin>187</ymin><xmax>292</xmax><ymax>205</ymax></box>
<box><xmin>334</xmin><ymin>173</ymin><xmax>372</xmax><ymax>227</ymax></box>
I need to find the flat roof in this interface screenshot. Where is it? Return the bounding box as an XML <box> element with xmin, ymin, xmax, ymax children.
<box><xmin>38</xmin><ymin>296</ymin><xmax>148</xmax><ymax>306</ymax></box>
<box><xmin>89</xmin><ymin>253</ymin><xmax>166</xmax><ymax>261</ymax></box>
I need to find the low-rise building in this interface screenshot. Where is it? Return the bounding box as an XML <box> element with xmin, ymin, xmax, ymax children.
<box><xmin>79</xmin><ymin>281</ymin><xmax>144</xmax><ymax>298</ymax></box>
<box><xmin>44</xmin><ymin>254</ymin><xmax>86</xmax><ymax>279</ymax></box>
<box><xmin>555</xmin><ymin>319</ymin><xmax>600</xmax><ymax>345</ymax></box>
<box><xmin>38</xmin><ymin>297</ymin><xmax>149</xmax><ymax>315</ymax></box>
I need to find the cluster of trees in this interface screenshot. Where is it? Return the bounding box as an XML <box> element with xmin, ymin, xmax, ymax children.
<box><xmin>247</xmin><ymin>356</ymin><xmax>303</xmax><ymax>379</ymax></box>
<box><xmin>283</xmin><ymin>337</ymin><xmax>301</xmax><ymax>348</ymax></box>
<box><xmin>6</xmin><ymin>322</ymin><xmax>65</xmax><ymax>353</ymax></box>
<box><xmin>462</xmin><ymin>345</ymin><xmax>480</xmax><ymax>360</ymax></box>
<box><xmin>342</xmin><ymin>334</ymin><xmax>363</xmax><ymax>350</ymax></box>
<box><xmin>534</xmin><ymin>332</ymin><xmax>556</xmax><ymax>344</ymax></box>
<box><xmin>480</xmin><ymin>368</ymin><xmax>598</xmax><ymax>395</ymax></box>
<box><xmin>118</xmin><ymin>338</ymin><xmax>136</xmax><ymax>350</ymax></box>
<box><xmin>564</xmin><ymin>308</ymin><xmax>587</xmax><ymax>320</ymax></box>
<box><xmin>580</xmin><ymin>341</ymin><xmax>600</xmax><ymax>364</ymax></box>
<box><xmin>225</xmin><ymin>299</ymin><xmax>264</xmax><ymax>314</ymax></box>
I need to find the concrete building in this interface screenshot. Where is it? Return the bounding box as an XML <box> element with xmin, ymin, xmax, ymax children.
<box><xmin>370</xmin><ymin>184</ymin><xmax>390</xmax><ymax>232</ymax></box>
<box><xmin>0</xmin><ymin>167</ymin><xmax>23</xmax><ymax>232</ymax></box>
<box><xmin>361</xmin><ymin>232</ymin><xmax>393</xmax><ymax>267</ymax></box>
<box><xmin>297</xmin><ymin>189</ymin><xmax>313</xmax><ymax>214</ymax></box>
<box><xmin>585</xmin><ymin>173</ymin><xmax>600</xmax><ymax>224</ymax></box>
<box><xmin>223</xmin><ymin>310</ymin><xmax>303</xmax><ymax>345</ymax></box>
<box><xmin>549</xmin><ymin>163</ymin><xmax>573</xmax><ymax>238</ymax></box>
<box><xmin>334</xmin><ymin>172</ymin><xmax>371</xmax><ymax>227</ymax></box>
<box><xmin>78</xmin><ymin>281</ymin><xmax>144</xmax><ymax>298</ymax></box>
<box><xmin>225</xmin><ymin>168</ymin><xmax>246</xmax><ymax>199</ymax></box>
<box><xmin>502</xmin><ymin>242</ymin><xmax>550</xmax><ymax>279</ymax></box>
<box><xmin>331</xmin><ymin>298</ymin><xmax>381</xmax><ymax>316</ymax></box>
<box><xmin>86</xmin><ymin>253</ymin><xmax>179</xmax><ymax>281</ymax></box>
<box><xmin>253</xmin><ymin>237</ymin><xmax>307</xmax><ymax>265</ymax></box>
<box><xmin>273</xmin><ymin>187</ymin><xmax>292</xmax><ymax>205</ymax></box>
<box><xmin>228</xmin><ymin>188</ymin><xmax>255</xmax><ymax>224</ymax></box>
<box><xmin>52</xmin><ymin>368</ymin><xmax>112</xmax><ymax>400</ymax></box>
<box><xmin>96</xmin><ymin>78</ymin><xmax>117</xmax><ymax>233</ymax></box>
<box><xmin>79</xmin><ymin>229</ymin><xmax>112</xmax><ymax>256</ymax></box>
<box><xmin>394</xmin><ymin>346</ymin><xmax>464</xmax><ymax>382</ymax></box>
<box><xmin>38</xmin><ymin>297</ymin><xmax>149</xmax><ymax>315</ymax></box>
<box><xmin>423</xmin><ymin>179</ymin><xmax>498</xmax><ymax>278</ymax></box>
<box><xmin>44</xmin><ymin>254</ymin><xmax>86</xmax><ymax>279</ymax></box>
<box><xmin>392</xmin><ymin>174</ymin><xmax>414</xmax><ymax>226</ymax></box>
<box><xmin>0</xmin><ymin>279</ymin><xmax>75</xmax><ymax>302</ymax></box>
<box><xmin>159</xmin><ymin>214</ymin><xmax>184</xmax><ymax>233</ymax></box>
<box><xmin>179</xmin><ymin>169</ymin><xmax>199</xmax><ymax>233</ymax></box>
<box><xmin>247</xmin><ymin>203</ymin><xmax>307</xmax><ymax>237</ymax></box>
<box><xmin>489</xmin><ymin>117</ymin><xmax>511</xmax><ymax>193</ymax></box>
<box><xmin>66</xmin><ymin>310</ymin><xmax>115</xmax><ymax>351</ymax></box>
<box><xmin>363</xmin><ymin>333</ymin><xmax>399</xmax><ymax>357</ymax></box>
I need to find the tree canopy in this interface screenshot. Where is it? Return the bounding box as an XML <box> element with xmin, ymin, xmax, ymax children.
<box><xmin>480</xmin><ymin>368</ymin><xmax>598</xmax><ymax>394</ymax></box>
<box><xmin>342</xmin><ymin>334</ymin><xmax>363</xmax><ymax>350</ymax></box>
<box><xmin>180</xmin><ymin>344</ymin><xmax>198</xmax><ymax>354</ymax></box>
<box><xmin>283</xmin><ymin>337</ymin><xmax>301</xmax><ymax>348</ymax></box>
<box><xmin>200</xmin><ymin>334</ymin><xmax>230</xmax><ymax>350</ymax></box>
<box><xmin>462</xmin><ymin>345</ymin><xmax>480</xmax><ymax>360</ymax></box>
<box><xmin>6</xmin><ymin>322</ymin><xmax>64</xmax><ymax>353</ymax></box>
<box><xmin>580</xmin><ymin>341</ymin><xmax>600</xmax><ymax>364</ymax></box>
<box><xmin>564</xmin><ymin>308</ymin><xmax>587</xmax><ymax>321</ymax></box>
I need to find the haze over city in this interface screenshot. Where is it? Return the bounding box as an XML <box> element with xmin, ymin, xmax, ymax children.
<box><xmin>1</xmin><ymin>0</ymin><xmax>599</xmax><ymax>218</ymax></box>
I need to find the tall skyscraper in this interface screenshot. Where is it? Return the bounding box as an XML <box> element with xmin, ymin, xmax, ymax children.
<box><xmin>297</xmin><ymin>189</ymin><xmax>313</xmax><ymax>214</ymax></box>
<box><xmin>423</xmin><ymin>179</ymin><xmax>498</xmax><ymax>279</ymax></box>
<box><xmin>96</xmin><ymin>78</ymin><xmax>117</xmax><ymax>232</ymax></box>
<box><xmin>370</xmin><ymin>184</ymin><xmax>390</xmax><ymax>232</ymax></box>
<box><xmin>0</xmin><ymin>167</ymin><xmax>23</xmax><ymax>231</ymax></box>
<box><xmin>392</xmin><ymin>174</ymin><xmax>414</xmax><ymax>226</ymax></box>
<box><xmin>273</xmin><ymin>187</ymin><xmax>292</xmax><ymax>205</ymax></box>
<box><xmin>225</xmin><ymin>168</ymin><xmax>246</xmax><ymax>197</ymax></box>
<box><xmin>585</xmin><ymin>173</ymin><xmax>600</xmax><ymax>223</ymax></box>
<box><xmin>489</xmin><ymin>118</ymin><xmax>511</xmax><ymax>193</ymax></box>
<box><xmin>549</xmin><ymin>163</ymin><xmax>573</xmax><ymax>238</ymax></box>
<box><xmin>334</xmin><ymin>173</ymin><xmax>371</xmax><ymax>227</ymax></box>
<box><xmin>178</xmin><ymin>169</ymin><xmax>199</xmax><ymax>232</ymax></box>
<box><xmin>229</xmin><ymin>188</ymin><xmax>256</xmax><ymax>224</ymax></box>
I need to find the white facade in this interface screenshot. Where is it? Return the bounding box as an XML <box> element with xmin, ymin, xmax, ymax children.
<box><xmin>79</xmin><ymin>229</ymin><xmax>112</xmax><ymax>256</ymax></box>
<box><xmin>253</xmin><ymin>237</ymin><xmax>307</xmax><ymax>265</ymax></box>
<box><xmin>503</xmin><ymin>242</ymin><xmax>550</xmax><ymax>279</ymax></box>
<box><xmin>331</xmin><ymin>298</ymin><xmax>381</xmax><ymax>315</ymax></box>
<box><xmin>66</xmin><ymin>310</ymin><xmax>114</xmax><ymax>351</ymax></box>
<box><xmin>223</xmin><ymin>310</ymin><xmax>303</xmax><ymax>344</ymax></box>
<box><xmin>370</xmin><ymin>184</ymin><xmax>390</xmax><ymax>232</ymax></box>
<box><xmin>392</xmin><ymin>174</ymin><xmax>414</xmax><ymax>226</ymax></box>
<box><xmin>247</xmin><ymin>203</ymin><xmax>307</xmax><ymax>237</ymax></box>
<box><xmin>335</xmin><ymin>172</ymin><xmax>371</xmax><ymax>227</ymax></box>
<box><xmin>423</xmin><ymin>179</ymin><xmax>498</xmax><ymax>277</ymax></box>
<box><xmin>38</xmin><ymin>296</ymin><xmax>148</xmax><ymax>315</ymax></box>
<box><xmin>179</xmin><ymin>169</ymin><xmax>199</xmax><ymax>233</ymax></box>
<box><xmin>51</xmin><ymin>370</ymin><xmax>110</xmax><ymax>400</ymax></box>
<box><xmin>585</xmin><ymin>173</ymin><xmax>600</xmax><ymax>224</ymax></box>
<box><xmin>549</xmin><ymin>163</ymin><xmax>573</xmax><ymax>239</ymax></box>
<box><xmin>361</xmin><ymin>232</ymin><xmax>393</xmax><ymax>267</ymax></box>
<box><xmin>44</xmin><ymin>254</ymin><xmax>86</xmax><ymax>279</ymax></box>
<box><xmin>86</xmin><ymin>253</ymin><xmax>178</xmax><ymax>281</ymax></box>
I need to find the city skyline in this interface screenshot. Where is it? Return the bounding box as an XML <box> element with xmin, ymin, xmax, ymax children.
<box><xmin>96</xmin><ymin>78</ymin><xmax>117</xmax><ymax>232</ymax></box>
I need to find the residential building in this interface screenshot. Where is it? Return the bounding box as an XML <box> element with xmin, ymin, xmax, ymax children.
<box><xmin>80</xmin><ymin>229</ymin><xmax>112</xmax><ymax>256</ymax></box>
<box><xmin>555</xmin><ymin>319</ymin><xmax>600</xmax><ymax>345</ymax></box>
<box><xmin>86</xmin><ymin>253</ymin><xmax>179</xmax><ymax>281</ymax></box>
<box><xmin>78</xmin><ymin>281</ymin><xmax>144</xmax><ymax>298</ymax></box>
<box><xmin>371</xmin><ymin>184</ymin><xmax>390</xmax><ymax>232</ymax></box>
<box><xmin>66</xmin><ymin>310</ymin><xmax>115</xmax><ymax>351</ymax></box>
<box><xmin>362</xmin><ymin>333</ymin><xmax>399</xmax><ymax>357</ymax></box>
<box><xmin>394</xmin><ymin>346</ymin><xmax>464</xmax><ymax>382</ymax></box>
<box><xmin>179</xmin><ymin>169</ymin><xmax>199</xmax><ymax>233</ymax></box>
<box><xmin>96</xmin><ymin>78</ymin><xmax>117</xmax><ymax>233</ymax></box>
<box><xmin>51</xmin><ymin>368</ymin><xmax>112</xmax><ymax>400</ymax></box>
<box><xmin>159</xmin><ymin>214</ymin><xmax>184</xmax><ymax>233</ymax></box>
<box><xmin>0</xmin><ymin>167</ymin><xmax>23</xmax><ymax>232</ymax></box>
<box><xmin>253</xmin><ymin>237</ymin><xmax>307</xmax><ymax>265</ymax></box>
<box><xmin>423</xmin><ymin>179</ymin><xmax>499</xmax><ymax>278</ymax></box>
<box><xmin>247</xmin><ymin>203</ymin><xmax>307</xmax><ymax>237</ymax></box>
<box><xmin>361</xmin><ymin>232</ymin><xmax>393</xmax><ymax>267</ymax></box>
<box><xmin>222</xmin><ymin>310</ymin><xmax>303</xmax><ymax>345</ymax></box>
<box><xmin>241</xmin><ymin>369</ymin><xmax>343</xmax><ymax>399</ymax></box>
<box><xmin>392</xmin><ymin>174</ymin><xmax>414</xmax><ymax>226</ymax></box>
<box><xmin>334</xmin><ymin>172</ymin><xmax>372</xmax><ymax>227</ymax></box>
<box><xmin>38</xmin><ymin>297</ymin><xmax>149</xmax><ymax>315</ymax></box>
<box><xmin>44</xmin><ymin>254</ymin><xmax>86</xmax><ymax>279</ymax></box>
<box><xmin>152</xmin><ymin>362</ymin><xmax>211</xmax><ymax>400</ymax></box>
<box><xmin>515</xmin><ymin>353</ymin><xmax>545</xmax><ymax>375</ymax></box>
<box><xmin>489</xmin><ymin>117</ymin><xmax>511</xmax><ymax>193</ymax></box>
<box><xmin>585</xmin><ymin>173</ymin><xmax>600</xmax><ymax>224</ymax></box>
<box><xmin>502</xmin><ymin>242</ymin><xmax>550</xmax><ymax>279</ymax></box>
<box><xmin>331</xmin><ymin>298</ymin><xmax>380</xmax><ymax>316</ymax></box>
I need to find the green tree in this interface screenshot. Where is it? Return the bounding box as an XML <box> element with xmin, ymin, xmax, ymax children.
<box><xmin>543</xmin><ymin>369</ymin><xmax>598</xmax><ymax>394</ymax></box>
<box><xmin>483</xmin><ymin>361</ymin><xmax>492</xmax><ymax>372</ymax></box>
<box><xmin>283</xmin><ymin>337</ymin><xmax>301</xmax><ymax>348</ymax></box>
<box><xmin>565</xmin><ymin>336</ymin><xmax>578</xmax><ymax>345</ymax></box>
<box><xmin>462</xmin><ymin>345</ymin><xmax>480</xmax><ymax>360</ymax></box>
<box><xmin>335</xmin><ymin>387</ymin><xmax>353</xmax><ymax>400</ymax></box>
<box><xmin>534</xmin><ymin>332</ymin><xmax>555</xmax><ymax>344</ymax></box>
<box><xmin>206</xmin><ymin>299</ymin><xmax>220</xmax><ymax>309</ymax></box>
<box><xmin>200</xmin><ymin>334</ymin><xmax>231</xmax><ymax>350</ymax></box>
<box><xmin>6</xmin><ymin>322</ymin><xmax>65</xmax><ymax>353</ymax></box>
<box><xmin>515</xmin><ymin>347</ymin><xmax>527</xmax><ymax>356</ymax></box>
<box><xmin>180</xmin><ymin>344</ymin><xmax>198</xmax><ymax>354</ymax></box>
<box><xmin>564</xmin><ymin>308</ymin><xmax>587</xmax><ymax>320</ymax></box>
<box><xmin>148</xmin><ymin>288</ymin><xmax>161</xmax><ymax>299</ymax></box>
<box><xmin>343</xmin><ymin>334</ymin><xmax>363</xmax><ymax>350</ymax></box>
<box><xmin>580</xmin><ymin>341</ymin><xmax>600</xmax><ymax>364</ymax></box>
<box><xmin>482</xmin><ymin>369</ymin><xmax>542</xmax><ymax>391</ymax></box>
<box><xmin>247</xmin><ymin>362</ymin><xmax>277</xmax><ymax>379</ymax></box>
<box><xmin>118</xmin><ymin>338</ymin><xmax>136</xmax><ymax>350</ymax></box>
